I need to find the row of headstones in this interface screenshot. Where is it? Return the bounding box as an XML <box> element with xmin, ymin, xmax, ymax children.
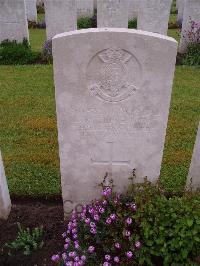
<box><xmin>0</xmin><ymin>0</ymin><xmax>199</xmax><ymax>53</ymax></box>
<box><xmin>0</xmin><ymin>26</ymin><xmax>200</xmax><ymax>220</ymax></box>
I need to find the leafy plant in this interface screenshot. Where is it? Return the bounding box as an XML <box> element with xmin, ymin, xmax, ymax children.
<box><xmin>128</xmin><ymin>179</ymin><xmax>200</xmax><ymax>265</ymax></box>
<box><xmin>77</xmin><ymin>17</ymin><xmax>93</xmax><ymax>29</ymax></box>
<box><xmin>5</xmin><ymin>223</ymin><xmax>44</xmax><ymax>256</ymax></box>
<box><xmin>0</xmin><ymin>39</ymin><xmax>40</xmax><ymax>65</ymax></box>
<box><xmin>128</xmin><ymin>19</ymin><xmax>137</xmax><ymax>29</ymax></box>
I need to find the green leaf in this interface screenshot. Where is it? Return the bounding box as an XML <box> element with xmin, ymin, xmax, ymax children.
<box><xmin>187</xmin><ymin>219</ymin><xmax>194</xmax><ymax>227</ymax></box>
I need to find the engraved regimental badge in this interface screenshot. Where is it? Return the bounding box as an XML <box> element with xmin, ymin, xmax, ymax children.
<box><xmin>88</xmin><ymin>47</ymin><xmax>140</xmax><ymax>102</ymax></box>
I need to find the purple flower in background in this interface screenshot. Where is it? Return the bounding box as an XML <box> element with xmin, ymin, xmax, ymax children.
<box><xmin>65</xmin><ymin>261</ymin><xmax>73</xmax><ymax>266</ymax></box>
<box><xmin>115</xmin><ymin>242</ymin><xmax>121</xmax><ymax>249</ymax></box>
<box><xmin>73</xmin><ymin>234</ymin><xmax>78</xmax><ymax>239</ymax></box>
<box><xmin>88</xmin><ymin>246</ymin><xmax>95</xmax><ymax>253</ymax></box>
<box><xmin>126</xmin><ymin>217</ymin><xmax>132</xmax><ymax>225</ymax></box>
<box><xmin>51</xmin><ymin>254</ymin><xmax>60</xmax><ymax>262</ymax></box>
<box><xmin>126</xmin><ymin>251</ymin><xmax>133</xmax><ymax>258</ymax></box>
<box><xmin>135</xmin><ymin>241</ymin><xmax>141</xmax><ymax>249</ymax></box>
<box><xmin>105</xmin><ymin>254</ymin><xmax>111</xmax><ymax>261</ymax></box>
<box><xmin>74</xmin><ymin>256</ymin><xmax>80</xmax><ymax>262</ymax></box>
<box><xmin>103</xmin><ymin>262</ymin><xmax>110</xmax><ymax>266</ymax></box>
<box><xmin>114</xmin><ymin>256</ymin><xmax>120</xmax><ymax>263</ymax></box>
<box><xmin>62</xmin><ymin>232</ymin><xmax>66</xmax><ymax>238</ymax></box>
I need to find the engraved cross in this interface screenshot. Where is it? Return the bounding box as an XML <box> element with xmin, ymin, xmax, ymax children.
<box><xmin>92</xmin><ymin>142</ymin><xmax>130</xmax><ymax>178</ymax></box>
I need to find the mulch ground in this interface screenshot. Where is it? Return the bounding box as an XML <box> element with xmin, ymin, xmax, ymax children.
<box><xmin>0</xmin><ymin>199</ymin><xmax>65</xmax><ymax>266</ymax></box>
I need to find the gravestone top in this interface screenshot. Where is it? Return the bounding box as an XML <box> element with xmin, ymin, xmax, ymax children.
<box><xmin>53</xmin><ymin>28</ymin><xmax>177</xmax><ymax>215</ymax></box>
<box><xmin>97</xmin><ymin>0</ymin><xmax>129</xmax><ymax>28</ymax></box>
<box><xmin>0</xmin><ymin>0</ymin><xmax>29</xmax><ymax>42</ymax></box>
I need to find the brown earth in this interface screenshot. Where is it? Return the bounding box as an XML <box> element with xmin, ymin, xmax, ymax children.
<box><xmin>0</xmin><ymin>199</ymin><xmax>65</xmax><ymax>266</ymax></box>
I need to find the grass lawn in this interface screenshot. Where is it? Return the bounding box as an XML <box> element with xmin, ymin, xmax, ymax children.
<box><xmin>0</xmin><ymin>65</ymin><xmax>199</xmax><ymax>197</ymax></box>
<box><xmin>29</xmin><ymin>28</ymin><xmax>46</xmax><ymax>52</ymax></box>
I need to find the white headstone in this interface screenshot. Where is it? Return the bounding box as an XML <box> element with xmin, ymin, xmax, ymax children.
<box><xmin>76</xmin><ymin>0</ymin><xmax>94</xmax><ymax>18</ymax></box>
<box><xmin>97</xmin><ymin>0</ymin><xmax>129</xmax><ymax>28</ymax></box>
<box><xmin>25</xmin><ymin>0</ymin><xmax>37</xmax><ymax>22</ymax></box>
<box><xmin>177</xmin><ymin>0</ymin><xmax>185</xmax><ymax>26</ymax></box>
<box><xmin>128</xmin><ymin>0</ymin><xmax>139</xmax><ymax>21</ymax></box>
<box><xmin>94</xmin><ymin>0</ymin><xmax>97</xmax><ymax>10</ymax></box>
<box><xmin>179</xmin><ymin>0</ymin><xmax>200</xmax><ymax>53</ymax></box>
<box><xmin>44</xmin><ymin>0</ymin><xmax>77</xmax><ymax>40</ymax></box>
<box><xmin>37</xmin><ymin>0</ymin><xmax>44</xmax><ymax>6</ymax></box>
<box><xmin>52</xmin><ymin>28</ymin><xmax>177</xmax><ymax>214</ymax></box>
<box><xmin>0</xmin><ymin>0</ymin><xmax>29</xmax><ymax>43</ymax></box>
<box><xmin>186</xmin><ymin>123</ymin><xmax>200</xmax><ymax>190</ymax></box>
<box><xmin>137</xmin><ymin>0</ymin><xmax>172</xmax><ymax>35</ymax></box>
<box><xmin>0</xmin><ymin>151</ymin><xmax>11</xmax><ymax>220</ymax></box>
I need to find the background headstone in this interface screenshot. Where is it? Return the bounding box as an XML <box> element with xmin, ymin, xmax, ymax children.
<box><xmin>44</xmin><ymin>0</ymin><xmax>77</xmax><ymax>40</ymax></box>
<box><xmin>94</xmin><ymin>0</ymin><xmax>97</xmax><ymax>10</ymax></box>
<box><xmin>128</xmin><ymin>0</ymin><xmax>139</xmax><ymax>21</ymax></box>
<box><xmin>186</xmin><ymin>123</ymin><xmax>200</xmax><ymax>190</ymax></box>
<box><xmin>179</xmin><ymin>0</ymin><xmax>200</xmax><ymax>53</ymax></box>
<box><xmin>0</xmin><ymin>151</ymin><xmax>11</xmax><ymax>220</ymax></box>
<box><xmin>177</xmin><ymin>0</ymin><xmax>185</xmax><ymax>26</ymax></box>
<box><xmin>25</xmin><ymin>0</ymin><xmax>37</xmax><ymax>22</ymax></box>
<box><xmin>137</xmin><ymin>0</ymin><xmax>172</xmax><ymax>35</ymax></box>
<box><xmin>97</xmin><ymin>0</ymin><xmax>129</xmax><ymax>28</ymax></box>
<box><xmin>53</xmin><ymin>28</ymin><xmax>177</xmax><ymax>214</ymax></box>
<box><xmin>76</xmin><ymin>0</ymin><xmax>94</xmax><ymax>18</ymax></box>
<box><xmin>0</xmin><ymin>0</ymin><xmax>29</xmax><ymax>43</ymax></box>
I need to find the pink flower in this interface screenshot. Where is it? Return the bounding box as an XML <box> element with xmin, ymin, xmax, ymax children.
<box><xmin>106</xmin><ymin>217</ymin><xmax>112</xmax><ymax>224</ymax></box>
<box><xmin>126</xmin><ymin>251</ymin><xmax>133</xmax><ymax>258</ymax></box>
<box><xmin>135</xmin><ymin>241</ymin><xmax>141</xmax><ymax>249</ymax></box>
<box><xmin>64</xmin><ymin>243</ymin><xmax>69</xmax><ymax>250</ymax></box>
<box><xmin>94</xmin><ymin>214</ymin><xmax>100</xmax><ymax>221</ymax></box>
<box><xmin>102</xmin><ymin>187</ymin><xmax>112</xmax><ymax>197</ymax></box>
<box><xmin>99</xmin><ymin>207</ymin><xmax>105</xmax><ymax>213</ymax></box>
<box><xmin>105</xmin><ymin>254</ymin><xmax>111</xmax><ymax>261</ymax></box>
<box><xmin>126</xmin><ymin>217</ymin><xmax>132</xmax><ymax>225</ymax></box>
<box><xmin>125</xmin><ymin>230</ymin><xmax>131</xmax><ymax>237</ymax></box>
<box><xmin>90</xmin><ymin>222</ymin><xmax>96</xmax><ymax>228</ymax></box>
<box><xmin>114</xmin><ymin>256</ymin><xmax>120</xmax><ymax>263</ymax></box>
<box><xmin>102</xmin><ymin>200</ymin><xmax>107</xmax><ymax>205</ymax></box>
<box><xmin>85</xmin><ymin>218</ymin><xmax>90</xmax><ymax>225</ymax></box>
<box><xmin>51</xmin><ymin>254</ymin><xmax>60</xmax><ymax>262</ymax></box>
<box><xmin>90</xmin><ymin>227</ymin><xmax>97</xmax><ymax>234</ymax></box>
<box><xmin>110</xmin><ymin>213</ymin><xmax>116</xmax><ymax>220</ymax></box>
<box><xmin>114</xmin><ymin>242</ymin><xmax>121</xmax><ymax>249</ymax></box>
<box><xmin>88</xmin><ymin>246</ymin><xmax>95</xmax><ymax>253</ymax></box>
<box><xmin>69</xmin><ymin>251</ymin><xmax>76</xmax><ymax>257</ymax></box>
<box><xmin>65</xmin><ymin>238</ymin><xmax>70</xmax><ymax>243</ymax></box>
<box><xmin>130</xmin><ymin>203</ymin><xmax>137</xmax><ymax>211</ymax></box>
<box><xmin>103</xmin><ymin>262</ymin><xmax>110</xmax><ymax>266</ymax></box>
<box><xmin>81</xmin><ymin>255</ymin><xmax>86</xmax><ymax>261</ymax></box>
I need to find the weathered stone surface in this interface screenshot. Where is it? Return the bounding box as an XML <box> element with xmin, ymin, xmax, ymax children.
<box><xmin>137</xmin><ymin>0</ymin><xmax>172</xmax><ymax>35</ymax></box>
<box><xmin>97</xmin><ymin>0</ymin><xmax>129</xmax><ymax>28</ymax></box>
<box><xmin>179</xmin><ymin>0</ymin><xmax>200</xmax><ymax>53</ymax></box>
<box><xmin>44</xmin><ymin>0</ymin><xmax>77</xmax><ymax>40</ymax></box>
<box><xmin>187</xmin><ymin>123</ymin><xmax>200</xmax><ymax>190</ymax></box>
<box><xmin>25</xmin><ymin>0</ymin><xmax>37</xmax><ymax>22</ymax></box>
<box><xmin>76</xmin><ymin>0</ymin><xmax>94</xmax><ymax>18</ymax></box>
<box><xmin>128</xmin><ymin>0</ymin><xmax>139</xmax><ymax>20</ymax></box>
<box><xmin>52</xmin><ymin>28</ymin><xmax>177</xmax><ymax>215</ymax></box>
<box><xmin>94</xmin><ymin>0</ymin><xmax>97</xmax><ymax>10</ymax></box>
<box><xmin>0</xmin><ymin>151</ymin><xmax>11</xmax><ymax>220</ymax></box>
<box><xmin>0</xmin><ymin>0</ymin><xmax>29</xmax><ymax>43</ymax></box>
<box><xmin>176</xmin><ymin>0</ymin><xmax>185</xmax><ymax>26</ymax></box>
